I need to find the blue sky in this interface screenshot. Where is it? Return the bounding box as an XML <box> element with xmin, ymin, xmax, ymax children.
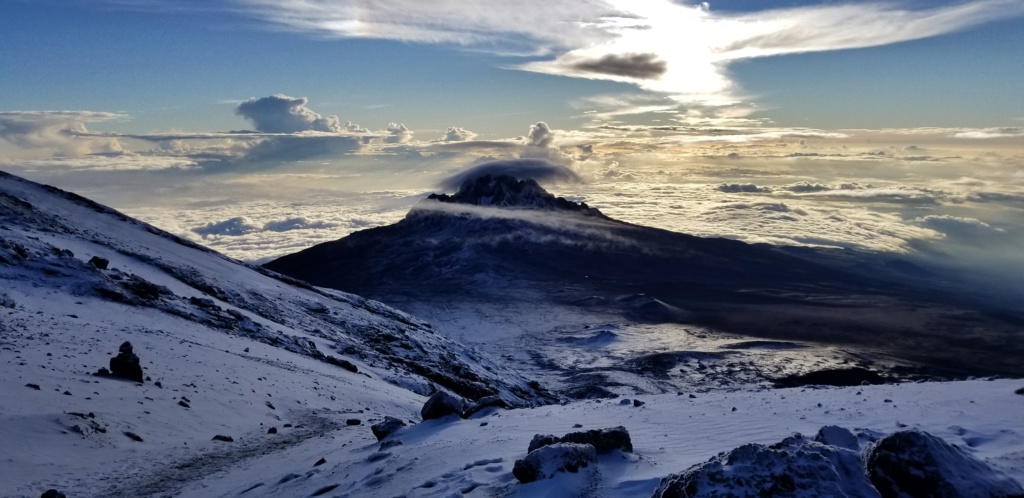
<box><xmin>2</xmin><ymin>0</ymin><xmax>1023</xmax><ymax>136</ymax></box>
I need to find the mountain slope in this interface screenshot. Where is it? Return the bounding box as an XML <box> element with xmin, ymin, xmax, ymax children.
<box><xmin>266</xmin><ymin>174</ymin><xmax>1024</xmax><ymax>378</ymax></box>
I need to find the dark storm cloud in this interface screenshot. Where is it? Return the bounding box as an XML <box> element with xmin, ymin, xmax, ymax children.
<box><xmin>570</xmin><ymin>52</ymin><xmax>667</xmax><ymax>79</ymax></box>
<box><xmin>235</xmin><ymin>94</ymin><xmax>344</xmax><ymax>133</ymax></box>
<box><xmin>438</xmin><ymin>158</ymin><xmax>582</xmax><ymax>191</ymax></box>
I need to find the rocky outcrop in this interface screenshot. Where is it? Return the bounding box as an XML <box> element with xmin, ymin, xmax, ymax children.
<box><xmin>653</xmin><ymin>427</ymin><xmax>1024</xmax><ymax>498</ymax></box>
<box><xmin>866</xmin><ymin>430</ymin><xmax>1024</xmax><ymax>497</ymax></box>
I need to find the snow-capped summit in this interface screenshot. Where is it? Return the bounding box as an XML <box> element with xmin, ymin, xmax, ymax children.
<box><xmin>422</xmin><ymin>174</ymin><xmax>606</xmax><ymax>216</ymax></box>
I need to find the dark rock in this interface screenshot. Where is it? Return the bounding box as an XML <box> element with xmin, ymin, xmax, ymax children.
<box><xmin>123</xmin><ymin>431</ymin><xmax>143</xmax><ymax>442</ymax></box>
<box><xmin>1015</xmin><ymin>387</ymin><xmax>1024</xmax><ymax>395</ymax></box>
<box><xmin>346</xmin><ymin>418</ymin><xmax>362</xmax><ymax>426</ymax></box>
<box><xmin>866</xmin><ymin>430</ymin><xmax>1024</xmax><ymax>498</ymax></box>
<box><xmin>731</xmin><ymin>407</ymin><xmax>737</xmax><ymax>412</ymax></box>
<box><xmin>513</xmin><ymin>443</ymin><xmax>597</xmax><ymax>483</ymax></box>
<box><xmin>178</xmin><ymin>400</ymin><xmax>190</xmax><ymax>408</ymax></box>
<box><xmin>25</xmin><ymin>383</ymin><xmax>40</xmax><ymax>390</ymax></box>
<box><xmin>266</xmin><ymin>401</ymin><xmax>275</xmax><ymax>410</ymax></box>
<box><xmin>314</xmin><ymin>457</ymin><xmax>327</xmax><ymax>466</ymax></box>
<box><xmin>41</xmin><ymin>490</ymin><xmax>66</xmax><ymax>498</ymax></box>
<box><xmin>371</xmin><ymin>416</ymin><xmax>407</xmax><ymax>441</ymax></box>
<box><xmin>94</xmin><ymin>367</ymin><xmax>111</xmax><ymax>376</ymax></box>
<box><xmin>109</xmin><ymin>341</ymin><xmax>144</xmax><ymax>383</ymax></box>
<box><xmin>189</xmin><ymin>296</ymin><xmax>218</xmax><ymax>309</ymax></box>
<box><xmin>653</xmin><ymin>432</ymin><xmax>876</xmax><ymax>498</ymax></box>
<box><xmin>688</xmin><ymin>394</ymin><xmax>696</xmax><ymax>399</ymax></box>
<box><xmin>573</xmin><ymin>423</ymin><xmax>583</xmax><ymax>428</ymax></box>
<box><xmin>420</xmin><ymin>391</ymin><xmax>464</xmax><ymax>420</ymax></box>
<box><xmin>464</xmin><ymin>394</ymin><xmax>511</xmax><ymax>417</ymax></box>
<box><xmin>774</xmin><ymin>367</ymin><xmax>884</xmax><ymax>388</ymax></box>
<box><xmin>528</xmin><ymin>434</ymin><xmax>561</xmax><ymax>453</ymax></box>
<box><xmin>380</xmin><ymin>439</ymin><xmax>403</xmax><ymax>450</ymax></box>
<box><xmin>326</xmin><ymin>356</ymin><xmax>358</xmax><ymax>373</ymax></box>
<box><xmin>88</xmin><ymin>256</ymin><xmax>109</xmax><ymax>270</ymax></box>
<box><xmin>267</xmin><ymin>427</ymin><xmax>277</xmax><ymax>434</ymax></box>
<box><xmin>529</xmin><ymin>426</ymin><xmax>632</xmax><ymax>455</ymax></box>
<box><xmin>212</xmin><ymin>435</ymin><xmax>234</xmax><ymax>442</ymax></box>
<box><xmin>634</xmin><ymin>399</ymin><xmax>645</xmax><ymax>407</ymax></box>
<box><xmin>154</xmin><ymin>381</ymin><xmax>162</xmax><ymax>388</ymax></box>
<box><xmin>310</xmin><ymin>484</ymin><xmax>339</xmax><ymax>496</ymax></box>
<box><xmin>62</xmin><ymin>391</ymin><xmax>71</xmax><ymax>396</ymax></box>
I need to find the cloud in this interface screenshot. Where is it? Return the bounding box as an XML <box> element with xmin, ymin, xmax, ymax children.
<box><xmin>192</xmin><ymin>217</ymin><xmax>261</xmax><ymax>238</ymax></box>
<box><xmin>914</xmin><ymin>215</ymin><xmax>1001</xmax><ymax>238</ymax></box>
<box><xmin>952</xmin><ymin>128</ymin><xmax>1024</xmax><ymax>139</ymax></box>
<box><xmin>718</xmin><ymin>183</ymin><xmax>770</xmax><ymax>193</ymax></box>
<box><xmin>527</xmin><ymin>121</ymin><xmax>555</xmax><ymax>147</ymax></box>
<box><xmin>262</xmin><ymin>216</ymin><xmax>338</xmax><ymax>232</ymax></box>
<box><xmin>385</xmin><ymin>122</ymin><xmax>413</xmax><ymax>144</ymax></box>
<box><xmin>441</xmin><ymin>126</ymin><xmax>478</xmax><ymax>142</ymax></box>
<box><xmin>0</xmin><ymin>111</ymin><xmax>126</xmax><ymax>157</ymax></box>
<box><xmin>195</xmin><ymin>135</ymin><xmax>364</xmax><ymax>173</ymax></box>
<box><xmin>235</xmin><ymin>94</ymin><xmax>345</xmax><ymax>133</ymax></box>
<box><xmin>229</xmin><ymin>0</ymin><xmax>1023</xmax><ymax>116</ymax></box>
<box><xmin>569</xmin><ymin>53</ymin><xmax>667</xmax><ymax>79</ymax></box>
<box><xmin>438</xmin><ymin>158</ymin><xmax>582</xmax><ymax>191</ymax></box>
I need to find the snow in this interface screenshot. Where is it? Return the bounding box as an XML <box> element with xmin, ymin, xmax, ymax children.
<box><xmin>2</xmin><ymin>169</ymin><xmax>1023</xmax><ymax>497</ymax></box>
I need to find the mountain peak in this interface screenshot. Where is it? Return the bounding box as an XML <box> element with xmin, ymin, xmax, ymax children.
<box><xmin>424</xmin><ymin>174</ymin><xmax>605</xmax><ymax>216</ymax></box>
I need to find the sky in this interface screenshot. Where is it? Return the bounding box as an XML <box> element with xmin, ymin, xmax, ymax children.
<box><xmin>1</xmin><ymin>0</ymin><xmax>1023</xmax><ymax>294</ymax></box>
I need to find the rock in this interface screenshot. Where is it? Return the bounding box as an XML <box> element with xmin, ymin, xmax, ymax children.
<box><xmin>866</xmin><ymin>430</ymin><xmax>1024</xmax><ymax>498</ymax></box>
<box><xmin>109</xmin><ymin>341</ymin><xmax>143</xmax><ymax>383</ymax></box>
<box><xmin>464</xmin><ymin>394</ymin><xmax>510</xmax><ymax>417</ymax></box>
<box><xmin>346</xmin><ymin>418</ymin><xmax>362</xmax><ymax>426</ymax></box>
<box><xmin>814</xmin><ymin>425</ymin><xmax>859</xmax><ymax>450</ymax></box>
<box><xmin>211</xmin><ymin>435</ymin><xmax>234</xmax><ymax>442</ymax></box>
<box><xmin>25</xmin><ymin>383</ymin><xmax>40</xmax><ymax>390</ymax></box>
<box><xmin>633</xmin><ymin>399</ymin><xmax>645</xmax><ymax>407</ymax></box>
<box><xmin>266</xmin><ymin>401</ymin><xmax>276</xmax><ymax>410</ymax></box>
<box><xmin>41</xmin><ymin>490</ymin><xmax>66</xmax><ymax>498</ymax></box>
<box><xmin>88</xmin><ymin>256</ymin><xmax>109</xmax><ymax>270</ymax></box>
<box><xmin>573</xmin><ymin>423</ymin><xmax>583</xmax><ymax>428</ymax></box>
<box><xmin>653</xmin><ymin>432</ymin><xmax>876</xmax><ymax>498</ymax></box>
<box><xmin>528</xmin><ymin>434</ymin><xmax>561</xmax><ymax>453</ymax></box>
<box><xmin>380</xmin><ymin>439</ymin><xmax>403</xmax><ymax>450</ymax></box>
<box><xmin>314</xmin><ymin>457</ymin><xmax>327</xmax><ymax>466</ymax></box>
<box><xmin>371</xmin><ymin>416</ymin><xmax>407</xmax><ymax>441</ymax></box>
<box><xmin>773</xmin><ymin>367</ymin><xmax>884</xmax><ymax>388</ymax></box>
<box><xmin>326</xmin><ymin>356</ymin><xmax>358</xmax><ymax>373</ymax></box>
<box><xmin>513</xmin><ymin>443</ymin><xmax>597</xmax><ymax>483</ymax></box>
<box><xmin>0</xmin><ymin>293</ymin><xmax>15</xmax><ymax>309</ymax></box>
<box><xmin>1015</xmin><ymin>387</ymin><xmax>1024</xmax><ymax>395</ymax></box>
<box><xmin>528</xmin><ymin>426</ymin><xmax>632</xmax><ymax>455</ymax></box>
<box><xmin>420</xmin><ymin>391</ymin><xmax>464</xmax><ymax>420</ymax></box>
<box><xmin>177</xmin><ymin>399</ymin><xmax>190</xmax><ymax>408</ymax></box>
<box><xmin>267</xmin><ymin>427</ymin><xmax>277</xmax><ymax>434</ymax></box>
<box><xmin>123</xmin><ymin>431</ymin><xmax>143</xmax><ymax>442</ymax></box>
<box><xmin>688</xmin><ymin>394</ymin><xmax>696</xmax><ymax>399</ymax></box>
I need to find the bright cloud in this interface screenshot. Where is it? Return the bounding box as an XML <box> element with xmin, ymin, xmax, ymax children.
<box><xmin>226</xmin><ymin>0</ymin><xmax>1024</xmax><ymax>111</ymax></box>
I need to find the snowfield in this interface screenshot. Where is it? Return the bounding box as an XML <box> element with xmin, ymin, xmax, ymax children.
<box><xmin>2</xmin><ymin>169</ymin><xmax>1023</xmax><ymax>497</ymax></box>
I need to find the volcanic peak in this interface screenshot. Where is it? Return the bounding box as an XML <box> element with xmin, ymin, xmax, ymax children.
<box><xmin>424</xmin><ymin>174</ymin><xmax>606</xmax><ymax>217</ymax></box>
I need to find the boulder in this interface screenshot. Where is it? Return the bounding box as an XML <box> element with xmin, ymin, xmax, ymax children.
<box><xmin>513</xmin><ymin>443</ymin><xmax>597</xmax><ymax>483</ymax></box>
<box><xmin>109</xmin><ymin>341</ymin><xmax>143</xmax><ymax>383</ymax></box>
<box><xmin>41</xmin><ymin>490</ymin><xmax>66</xmax><ymax>498</ymax></box>
<box><xmin>371</xmin><ymin>416</ymin><xmax>406</xmax><ymax>441</ymax></box>
<box><xmin>420</xmin><ymin>391</ymin><xmax>464</xmax><ymax>420</ymax></box>
<box><xmin>866</xmin><ymin>430</ymin><xmax>1024</xmax><ymax>498</ymax></box>
<box><xmin>653</xmin><ymin>433</ymin><xmax>877</xmax><ymax>498</ymax></box>
<box><xmin>464</xmin><ymin>394</ymin><xmax>510</xmax><ymax>417</ymax></box>
<box><xmin>88</xmin><ymin>256</ymin><xmax>109</xmax><ymax>270</ymax></box>
<box><xmin>530</xmin><ymin>426</ymin><xmax>632</xmax><ymax>455</ymax></box>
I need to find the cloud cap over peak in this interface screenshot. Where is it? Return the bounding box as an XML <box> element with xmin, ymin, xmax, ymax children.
<box><xmin>438</xmin><ymin>158</ymin><xmax>582</xmax><ymax>191</ymax></box>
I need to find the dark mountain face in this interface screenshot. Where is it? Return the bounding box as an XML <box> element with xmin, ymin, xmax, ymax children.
<box><xmin>265</xmin><ymin>174</ymin><xmax>1024</xmax><ymax>377</ymax></box>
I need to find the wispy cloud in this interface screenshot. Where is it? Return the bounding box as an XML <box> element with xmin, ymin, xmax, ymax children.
<box><xmin>212</xmin><ymin>0</ymin><xmax>1024</xmax><ymax>112</ymax></box>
